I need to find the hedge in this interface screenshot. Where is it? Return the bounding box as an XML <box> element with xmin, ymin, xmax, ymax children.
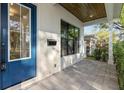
<box><xmin>113</xmin><ymin>41</ymin><xmax>124</xmax><ymax>89</ymax></box>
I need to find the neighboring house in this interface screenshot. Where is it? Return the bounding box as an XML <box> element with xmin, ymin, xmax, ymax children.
<box><xmin>84</xmin><ymin>35</ymin><xmax>97</xmax><ymax>56</ymax></box>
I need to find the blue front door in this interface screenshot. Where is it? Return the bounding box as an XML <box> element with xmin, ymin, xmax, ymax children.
<box><xmin>0</xmin><ymin>3</ymin><xmax>37</xmax><ymax>89</ymax></box>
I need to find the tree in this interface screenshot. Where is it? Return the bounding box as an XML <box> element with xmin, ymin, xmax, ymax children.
<box><xmin>96</xmin><ymin>23</ymin><xmax>118</xmax><ymax>44</ymax></box>
<box><xmin>94</xmin><ymin>23</ymin><xmax>118</xmax><ymax>62</ymax></box>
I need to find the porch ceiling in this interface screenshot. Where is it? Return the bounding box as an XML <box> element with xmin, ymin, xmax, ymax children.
<box><xmin>60</xmin><ymin>3</ymin><xmax>107</xmax><ymax>23</ymax></box>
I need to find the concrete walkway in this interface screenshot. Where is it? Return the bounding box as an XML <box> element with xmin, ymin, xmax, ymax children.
<box><xmin>26</xmin><ymin>60</ymin><xmax>119</xmax><ymax>90</ymax></box>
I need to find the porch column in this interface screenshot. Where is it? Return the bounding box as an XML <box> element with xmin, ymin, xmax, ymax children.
<box><xmin>80</xmin><ymin>27</ymin><xmax>85</xmax><ymax>58</ymax></box>
<box><xmin>84</xmin><ymin>41</ymin><xmax>87</xmax><ymax>57</ymax></box>
<box><xmin>108</xmin><ymin>22</ymin><xmax>114</xmax><ymax>64</ymax></box>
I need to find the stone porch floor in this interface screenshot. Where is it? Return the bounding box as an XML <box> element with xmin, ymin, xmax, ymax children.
<box><xmin>26</xmin><ymin>60</ymin><xmax>119</xmax><ymax>90</ymax></box>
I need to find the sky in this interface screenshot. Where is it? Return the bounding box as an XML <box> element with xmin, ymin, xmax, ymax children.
<box><xmin>84</xmin><ymin>23</ymin><xmax>121</xmax><ymax>36</ymax></box>
<box><xmin>84</xmin><ymin>24</ymin><xmax>99</xmax><ymax>36</ymax></box>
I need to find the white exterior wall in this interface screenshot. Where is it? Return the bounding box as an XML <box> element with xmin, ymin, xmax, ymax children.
<box><xmin>37</xmin><ymin>3</ymin><xmax>84</xmax><ymax>79</ymax></box>
<box><xmin>7</xmin><ymin>3</ymin><xmax>84</xmax><ymax>89</ymax></box>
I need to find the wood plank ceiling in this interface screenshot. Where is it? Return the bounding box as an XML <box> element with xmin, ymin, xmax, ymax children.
<box><xmin>60</xmin><ymin>3</ymin><xmax>107</xmax><ymax>23</ymax></box>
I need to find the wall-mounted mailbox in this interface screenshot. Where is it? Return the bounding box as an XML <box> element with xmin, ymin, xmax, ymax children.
<box><xmin>47</xmin><ymin>39</ymin><xmax>57</xmax><ymax>46</ymax></box>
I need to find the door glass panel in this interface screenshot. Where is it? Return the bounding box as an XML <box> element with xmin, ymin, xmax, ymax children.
<box><xmin>9</xmin><ymin>4</ymin><xmax>21</xmax><ymax>60</ymax></box>
<box><xmin>9</xmin><ymin>4</ymin><xmax>31</xmax><ymax>61</ymax></box>
<box><xmin>21</xmin><ymin>6</ymin><xmax>30</xmax><ymax>58</ymax></box>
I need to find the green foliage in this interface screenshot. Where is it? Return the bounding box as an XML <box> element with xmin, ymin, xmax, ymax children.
<box><xmin>115</xmin><ymin>5</ymin><xmax>124</xmax><ymax>89</ymax></box>
<box><xmin>101</xmin><ymin>46</ymin><xmax>108</xmax><ymax>62</ymax></box>
<box><xmin>118</xmin><ymin>5</ymin><xmax>124</xmax><ymax>90</ymax></box>
<box><xmin>120</xmin><ymin>5</ymin><xmax>124</xmax><ymax>26</ymax></box>
<box><xmin>118</xmin><ymin>73</ymin><xmax>124</xmax><ymax>89</ymax></box>
<box><xmin>94</xmin><ymin>48</ymin><xmax>101</xmax><ymax>60</ymax></box>
<box><xmin>96</xmin><ymin>30</ymin><xmax>117</xmax><ymax>44</ymax></box>
<box><xmin>96</xmin><ymin>30</ymin><xmax>109</xmax><ymax>42</ymax></box>
<box><xmin>113</xmin><ymin>41</ymin><xmax>124</xmax><ymax>89</ymax></box>
<box><xmin>93</xmin><ymin>45</ymin><xmax>108</xmax><ymax>62</ymax></box>
<box><xmin>93</xmin><ymin>23</ymin><xmax>118</xmax><ymax>62</ymax></box>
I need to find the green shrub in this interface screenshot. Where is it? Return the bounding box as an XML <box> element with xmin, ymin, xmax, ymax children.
<box><xmin>118</xmin><ymin>72</ymin><xmax>124</xmax><ymax>89</ymax></box>
<box><xmin>94</xmin><ymin>48</ymin><xmax>101</xmax><ymax>60</ymax></box>
<box><xmin>113</xmin><ymin>41</ymin><xmax>124</xmax><ymax>89</ymax></box>
<box><xmin>93</xmin><ymin>46</ymin><xmax>108</xmax><ymax>62</ymax></box>
<box><xmin>101</xmin><ymin>47</ymin><xmax>108</xmax><ymax>62</ymax></box>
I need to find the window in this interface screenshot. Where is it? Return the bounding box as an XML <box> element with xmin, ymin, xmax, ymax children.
<box><xmin>74</xmin><ymin>28</ymin><xmax>80</xmax><ymax>53</ymax></box>
<box><xmin>9</xmin><ymin>4</ymin><xmax>31</xmax><ymax>61</ymax></box>
<box><xmin>68</xmin><ymin>25</ymin><xmax>74</xmax><ymax>55</ymax></box>
<box><xmin>61</xmin><ymin>20</ymin><xmax>80</xmax><ymax>57</ymax></box>
<box><xmin>61</xmin><ymin>21</ymin><xmax>68</xmax><ymax>56</ymax></box>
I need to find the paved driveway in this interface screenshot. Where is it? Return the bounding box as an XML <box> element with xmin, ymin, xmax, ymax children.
<box><xmin>26</xmin><ymin>60</ymin><xmax>119</xmax><ymax>90</ymax></box>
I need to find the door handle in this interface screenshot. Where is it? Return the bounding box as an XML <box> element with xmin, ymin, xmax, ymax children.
<box><xmin>0</xmin><ymin>62</ymin><xmax>6</xmax><ymax>71</ymax></box>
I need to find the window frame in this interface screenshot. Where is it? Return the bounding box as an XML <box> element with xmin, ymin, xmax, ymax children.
<box><xmin>8</xmin><ymin>3</ymin><xmax>32</xmax><ymax>62</ymax></box>
<box><xmin>74</xmin><ymin>27</ymin><xmax>80</xmax><ymax>53</ymax></box>
<box><xmin>61</xmin><ymin>20</ymin><xmax>80</xmax><ymax>57</ymax></box>
<box><xmin>61</xmin><ymin>20</ymin><xmax>68</xmax><ymax>56</ymax></box>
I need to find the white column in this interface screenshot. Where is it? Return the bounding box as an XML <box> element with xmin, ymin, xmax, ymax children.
<box><xmin>84</xmin><ymin>41</ymin><xmax>87</xmax><ymax>57</ymax></box>
<box><xmin>108</xmin><ymin>22</ymin><xmax>114</xmax><ymax>64</ymax></box>
<box><xmin>89</xmin><ymin>39</ymin><xmax>91</xmax><ymax>56</ymax></box>
<box><xmin>80</xmin><ymin>27</ymin><xmax>85</xmax><ymax>58</ymax></box>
